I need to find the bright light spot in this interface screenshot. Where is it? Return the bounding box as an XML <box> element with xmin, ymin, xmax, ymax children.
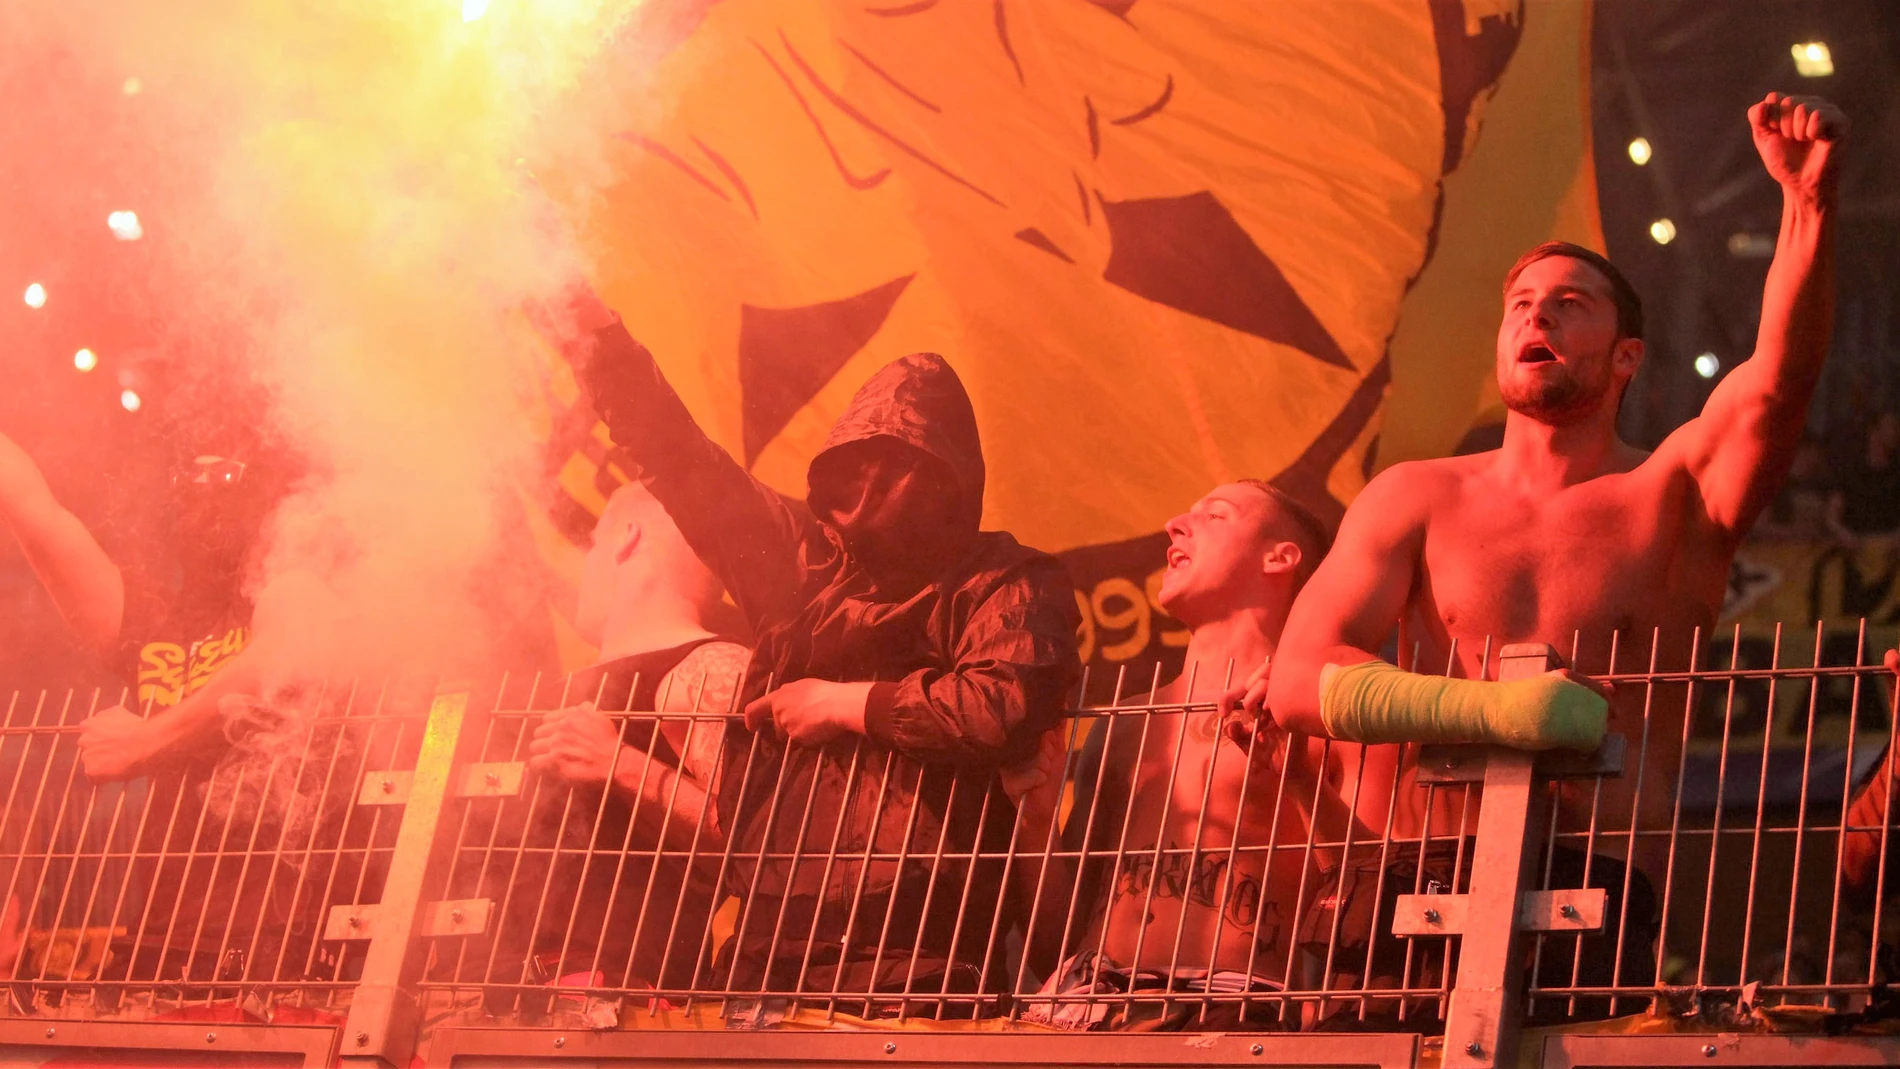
<box><xmin>462</xmin><ymin>0</ymin><xmax>488</xmax><ymax>21</ymax></box>
<box><xmin>74</xmin><ymin>348</ymin><xmax>98</xmax><ymax>372</ymax></box>
<box><xmin>1792</xmin><ymin>41</ymin><xmax>1833</xmax><ymax>77</ymax></box>
<box><xmin>120</xmin><ymin>389</ymin><xmax>142</xmax><ymax>412</ymax></box>
<box><xmin>23</xmin><ymin>283</ymin><xmax>46</xmax><ymax>309</ymax></box>
<box><xmin>1694</xmin><ymin>353</ymin><xmax>1721</xmax><ymax>380</ymax></box>
<box><xmin>1627</xmin><ymin>137</ymin><xmax>1652</xmax><ymax>166</ymax></box>
<box><xmin>122</xmin><ymin>77</ymin><xmax>142</xmax><ymax>96</ymax></box>
<box><xmin>1649</xmin><ymin>218</ymin><xmax>1677</xmax><ymax>245</ymax></box>
<box><xmin>107</xmin><ymin>210</ymin><xmax>143</xmax><ymax>241</ymax></box>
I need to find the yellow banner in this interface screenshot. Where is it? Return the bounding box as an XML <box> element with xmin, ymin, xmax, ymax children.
<box><xmin>540</xmin><ymin>0</ymin><xmax>1601</xmax><ymax>683</ymax></box>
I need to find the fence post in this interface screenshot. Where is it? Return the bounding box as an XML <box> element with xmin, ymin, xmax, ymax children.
<box><xmin>339</xmin><ymin>691</ymin><xmax>466</xmax><ymax>1069</ymax></box>
<box><xmin>1440</xmin><ymin>643</ymin><xmax>1557</xmax><ymax>1069</ymax></box>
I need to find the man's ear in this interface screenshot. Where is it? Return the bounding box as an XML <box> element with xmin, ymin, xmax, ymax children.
<box><xmin>1613</xmin><ymin>336</ymin><xmax>1645</xmax><ymax>379</ymax></box>
<box><xmin>613</xmin><ymin>520</ymin><xmax>644</xmax><ymax>565</ymax></box>
<box><xmin>1261</xmin><ymin>540</ymin><xmax>1301</xmax><ymax>577</ymax></box>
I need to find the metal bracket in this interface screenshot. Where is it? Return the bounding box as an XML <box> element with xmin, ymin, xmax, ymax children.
<box><xmin>357</xmin><ymin>762</ymin><xmax>524</xmax><ymax>805</ymax></box>
<box><xmin>1392</xmin><ymin>887</ymin><xmax>1606</xmax><ymax>937</ymax></box>
<box><xmin>325</xmin><ymin>899</ymin><xmax>492</xmax><ymax>941</ymax></box>
<box><xmin>1417</xmin><ymin>733</ymin><xmax>1626</xmax><ymax>785</ymax></box>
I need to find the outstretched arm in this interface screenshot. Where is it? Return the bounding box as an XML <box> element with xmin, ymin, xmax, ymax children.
<box><xmin>573</xmin><ymin>292</ymin><xmax>808</xmax><ymax>625</ymax></box>
<box><xmin>1664</xmin><ymin>93</ymin><xmax>1845</xmax><ymax>536</ymax></box>
<box><xmin>0</xmin><ymin>431</ymin><xmax>123</xmax><ymax>652</ymax></box>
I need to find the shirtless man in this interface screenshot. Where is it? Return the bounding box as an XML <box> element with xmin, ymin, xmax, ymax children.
<box><xmin>1254</xmin><ymin>93</ymin><xmax>1845</xmax><ymax>1015</ymax></box>
<box><xmin>1009</xmin><ymin>480</ymin><xmax>1335</xmax><ymax>1030</ymax></box>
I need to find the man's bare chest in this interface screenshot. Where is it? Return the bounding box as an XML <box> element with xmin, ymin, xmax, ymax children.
<box><xmin>1413</xmin><ymin>480</ymin><xmax>1716</xmax><ymax>665</ymax></box>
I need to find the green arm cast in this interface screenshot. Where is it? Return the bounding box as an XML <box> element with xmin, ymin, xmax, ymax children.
<box><xmin>1319</xmin><ymin>660</ymin><xmax>1608</xmax><ymax>752</ymax></box>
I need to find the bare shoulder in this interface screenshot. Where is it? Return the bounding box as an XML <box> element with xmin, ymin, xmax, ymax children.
<box><xmin>1338</xmin><ymin>457</ymin><xmax>1460</xmax><ymax>534</ymax></box>
<box><xmin>658</xmin><ymin>640</ymin><xmax>753</xmax><ymax>714</ymax></box>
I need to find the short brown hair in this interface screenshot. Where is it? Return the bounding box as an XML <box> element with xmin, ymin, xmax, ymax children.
<box><xmin>1504</xmin><ymin>241</ymin><xmax>1644</xmax><ymax>341</ymax></box>
<box><xmin>1233</xmin><ymin>479</ymin><xmax>1331</xmax><ymax>585</ymax></box>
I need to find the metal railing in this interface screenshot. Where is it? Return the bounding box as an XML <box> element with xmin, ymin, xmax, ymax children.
<box><xmin>1</xmin><ymin>623</ymin><xmax>1899</xmax><ymax>1067</ymax></box>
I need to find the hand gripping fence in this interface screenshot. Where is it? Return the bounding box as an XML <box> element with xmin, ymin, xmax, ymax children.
<box><xmin>1</xmin><ymin>622</ymin><xmax>1899</xmax><ymax>1067</ymax></box>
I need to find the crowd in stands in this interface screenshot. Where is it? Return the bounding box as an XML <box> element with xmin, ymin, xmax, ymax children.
<box><xmin>0</xmin><ymin>91</ymin><xmax>1882</xmax><ymax>1034</ymax></box>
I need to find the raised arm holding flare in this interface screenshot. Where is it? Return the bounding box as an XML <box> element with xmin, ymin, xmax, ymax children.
<box><xmin>572</xmin><ymin>287</ymin><xmax>1080</xmax><ymax>997</ymax></box>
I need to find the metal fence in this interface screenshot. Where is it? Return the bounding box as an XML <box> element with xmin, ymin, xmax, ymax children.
<box><xmin>4</xmin><ymin>625</ymin><xmax>1900</xmax><ymax>1067</ymax></box>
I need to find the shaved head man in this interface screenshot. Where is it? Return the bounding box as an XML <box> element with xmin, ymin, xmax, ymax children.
<box><xmin>1009</xmin><ymin>480</ymin><xmax>1337</xmax><ymax>1031</ymax></box>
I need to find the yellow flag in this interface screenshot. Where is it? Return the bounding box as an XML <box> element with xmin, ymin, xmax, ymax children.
<box><xmin>543</xmin><ymin>0</ymin><xmax>1598</xmax><ymax>686</ymax></box>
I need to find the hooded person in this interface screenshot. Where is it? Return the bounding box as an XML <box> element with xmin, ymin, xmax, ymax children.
<box><xmin>573</xmin><ymin>294</ymin><xmax>1081</xmax><ymax>1009</ymax></box>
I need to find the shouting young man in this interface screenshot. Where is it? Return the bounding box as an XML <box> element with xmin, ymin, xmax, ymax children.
<box><xmin>1256</xmin><ymin>93</ymin><xmax>1846</xmax><ymax>1014</ymax></box>
<box><xmin>1009</xmin><ymin>480</ymin><xmax>1338</xmax><ymax>1031</ymax></box>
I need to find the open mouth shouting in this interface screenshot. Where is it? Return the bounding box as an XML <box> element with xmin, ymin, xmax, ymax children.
<box><xmin>1166</xmin><ymin>546</ymin><xmax>1190</xmax><ymax>571</ymax></box>
<box><xmin>1517</xmin><ymin>340</ymin><xmax>1560</xmax><ymax>364</ymax></box>
<box><xmin>1512</xmin><ymin>343</ymin><xmax>1558</xmax><ymax>368</ymax></box>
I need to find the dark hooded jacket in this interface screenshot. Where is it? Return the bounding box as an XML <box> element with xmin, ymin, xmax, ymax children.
<box><xmin>583</xmin><ymin>321</ymin><xmax>1081</xmax><ymax>1005</ymax></box>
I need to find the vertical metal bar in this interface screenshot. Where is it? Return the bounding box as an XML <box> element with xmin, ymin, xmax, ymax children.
<box><xmin>203</xmin><ymin>690</ymin><xmax>329</xmax><ymax>1000</ymax></box>
<box><xmin>294</xmin><ymin>681</ymin><xmax>398</xmax><ymax>983</ymax></box>
<box><xmin>1776</xmin><ymin>623</ymin><xmax>1815</xmax><ymax>992</ymax></box>
<box><xmin>515</xmin><ymin>673</ymin><xmax>616</xmax><ymax>991</ymax></box>
<box><xmin>1201</xmin><ymin>660</ymin><xmax>1272</xmax><ymax>1024</ymax></box>
<box><xmin>1651</xmin><ymin>627</ymin><xmax>1703</xmax><ymax>1012</ymax></box>
<box><xmin>1825</xmin><ymin>620</ymin><xmax>1871</xmax><ymax>1003</ymax></box>
<box><xmin>592</xmin><ymin>670</ymin><xmax>684</xmax><ymax>992</ymax></box>
<box><xmin>46</xmin><ymin>704</ymin><xmax>141</xmax><ymax>984</ymax></box>
<box><xmin>930</xmin><ymin>763</ymin><xmax>1004</xmax><ymax>1021</ymax></box>
<box><xmin>862</xmin><ymin>760</ymin><xmax>932</xmax><ymax>1021</ymax></box>
<box><xmin>1236</xmin><ymin>713</ymin><xmax>1307</xmax><ymax>1026</ymax></box>
<box><xmin>1865</xmin><ymin>624</ymin><xmax>1899</xmax><ymax>993</ymax></box>
<box><xmin>1739</xmin><ymin>624</ymin><xmax>1783</xmax><ymax>993</ymax></box>
<box><xmin>338</xmin><ymin>692</ymin><xmax>466</xmax><ymax>1069</ymax></box>
<box><xmin>175</xmin><ymin>739</ymin><xmax>277</xmax><ymax>988</ymax></box>
<box><xmin>1439</xmin><ymin>643</ymin><xmax>1559</xmax><ymax>1069</ymax></box>
<box><xmin>1605</xmin><ymin>630</ymin><xmax>1661</xmax><ymax>1016</ymax></box>
<box><xmin>1082</xmin><ymin>670</ymin><xmax>1152</xmax><ymax>995</ymax></box>
<box><xmin>244</xmin><ymin>680</ymin><xmax>349</xmax><ymax>985</ymax></box>
<box><xmin>597</xmin><ymin>670</ymin><xmax>692</xmax><ymax>990</ymax></box>
<box><xmin>750</xmin><ymin>738</ymin><xmax>841</xmax><ymax>998</ymax></box>
<box><xmin>1161</xmin><ymin>660</ymin><xmax>1237</xmax><ymax>998</ymax></box>
<box><xmin>13</xmin><ymin>691</ymin><xmax>102</xmax><ymax>980</ymax></box>
<box><xmin>1313</xmin><ymin>734</ymin><xmax>1371</xmax><ymax>1025</ymax></box>
<box><xmin>0</xmin><ymin>690</ymin><xmax>57</xmax><ymax>983</ymax></box>
<box><xmin>549</xmin><ymin>681</ymin><xmax>644</xmax><ymax>989</ymax></box>
<box><xmin>1693</xmin><ymin>626</ymin><xmax>1744</xmax><ymax>996</ymax></box>
<box><xmin>786</xmin><ymin>736</ymin><xmax>868</xmax><ymax>1012</ymax></box>
<box><xmin>687</xmin><ymin>695</ymin><xmax>772</xmax><ymax>1010</ymax></box>
<box><xmin>477</xmin><ymin>672</ymin><xmax>572</xmax><ymax>1010</ymax></box>
<box><xmin>1561</xmin><ymin>629</ymin><xmax>1620</xmax><ymax>1018</ymax></box>
<box><xmin>448</xmin><ymin>672</ymin><xmax>531</xmax><ymax>994</ymax></box>
<box><xmin>893</xmin><ymin>757</ymin><xmax>973</xmax><ymax>1022</ymax></box>
<box><xmin>820</xmin><ymin>745</ymin><xmax>898</xmax><ymax>1018</ymax></box>
<box><xmin>655</xmin><ymin>669</ymin><xmax>746</xmax><ymax>1007</ymax></box>
<box><xmin>1120</xmin><ymin>662</ymin><xmax>1195</xmax><ymax>1021</ymax></box>
<box><xmin>1004</xmin><ymin>710</ymin><xmax>1086</xmax><ymax>1021</ymax></box>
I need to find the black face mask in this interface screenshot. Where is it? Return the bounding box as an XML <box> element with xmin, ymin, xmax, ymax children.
<box><xmin>171</xmin><ymin>456</ymin><xmax>264</xmax><ymax>590</ymax></box>
<box><xmin>810</xmin><ymin>440</ymin><xmax>970</xmax><ymax>596</ymax></box>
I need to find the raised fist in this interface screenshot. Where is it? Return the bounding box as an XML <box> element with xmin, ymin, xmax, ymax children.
<box><xmin>1749</xmin><ymin>92</ymin><xmax>1846</xmax><ymax>201</ymax></box>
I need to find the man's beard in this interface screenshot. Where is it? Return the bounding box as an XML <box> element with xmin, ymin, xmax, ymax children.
<box><xmin>1500</xmin><ymin>366</ymin><xmax>1611</xmax><ymax>425</ymax></box>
